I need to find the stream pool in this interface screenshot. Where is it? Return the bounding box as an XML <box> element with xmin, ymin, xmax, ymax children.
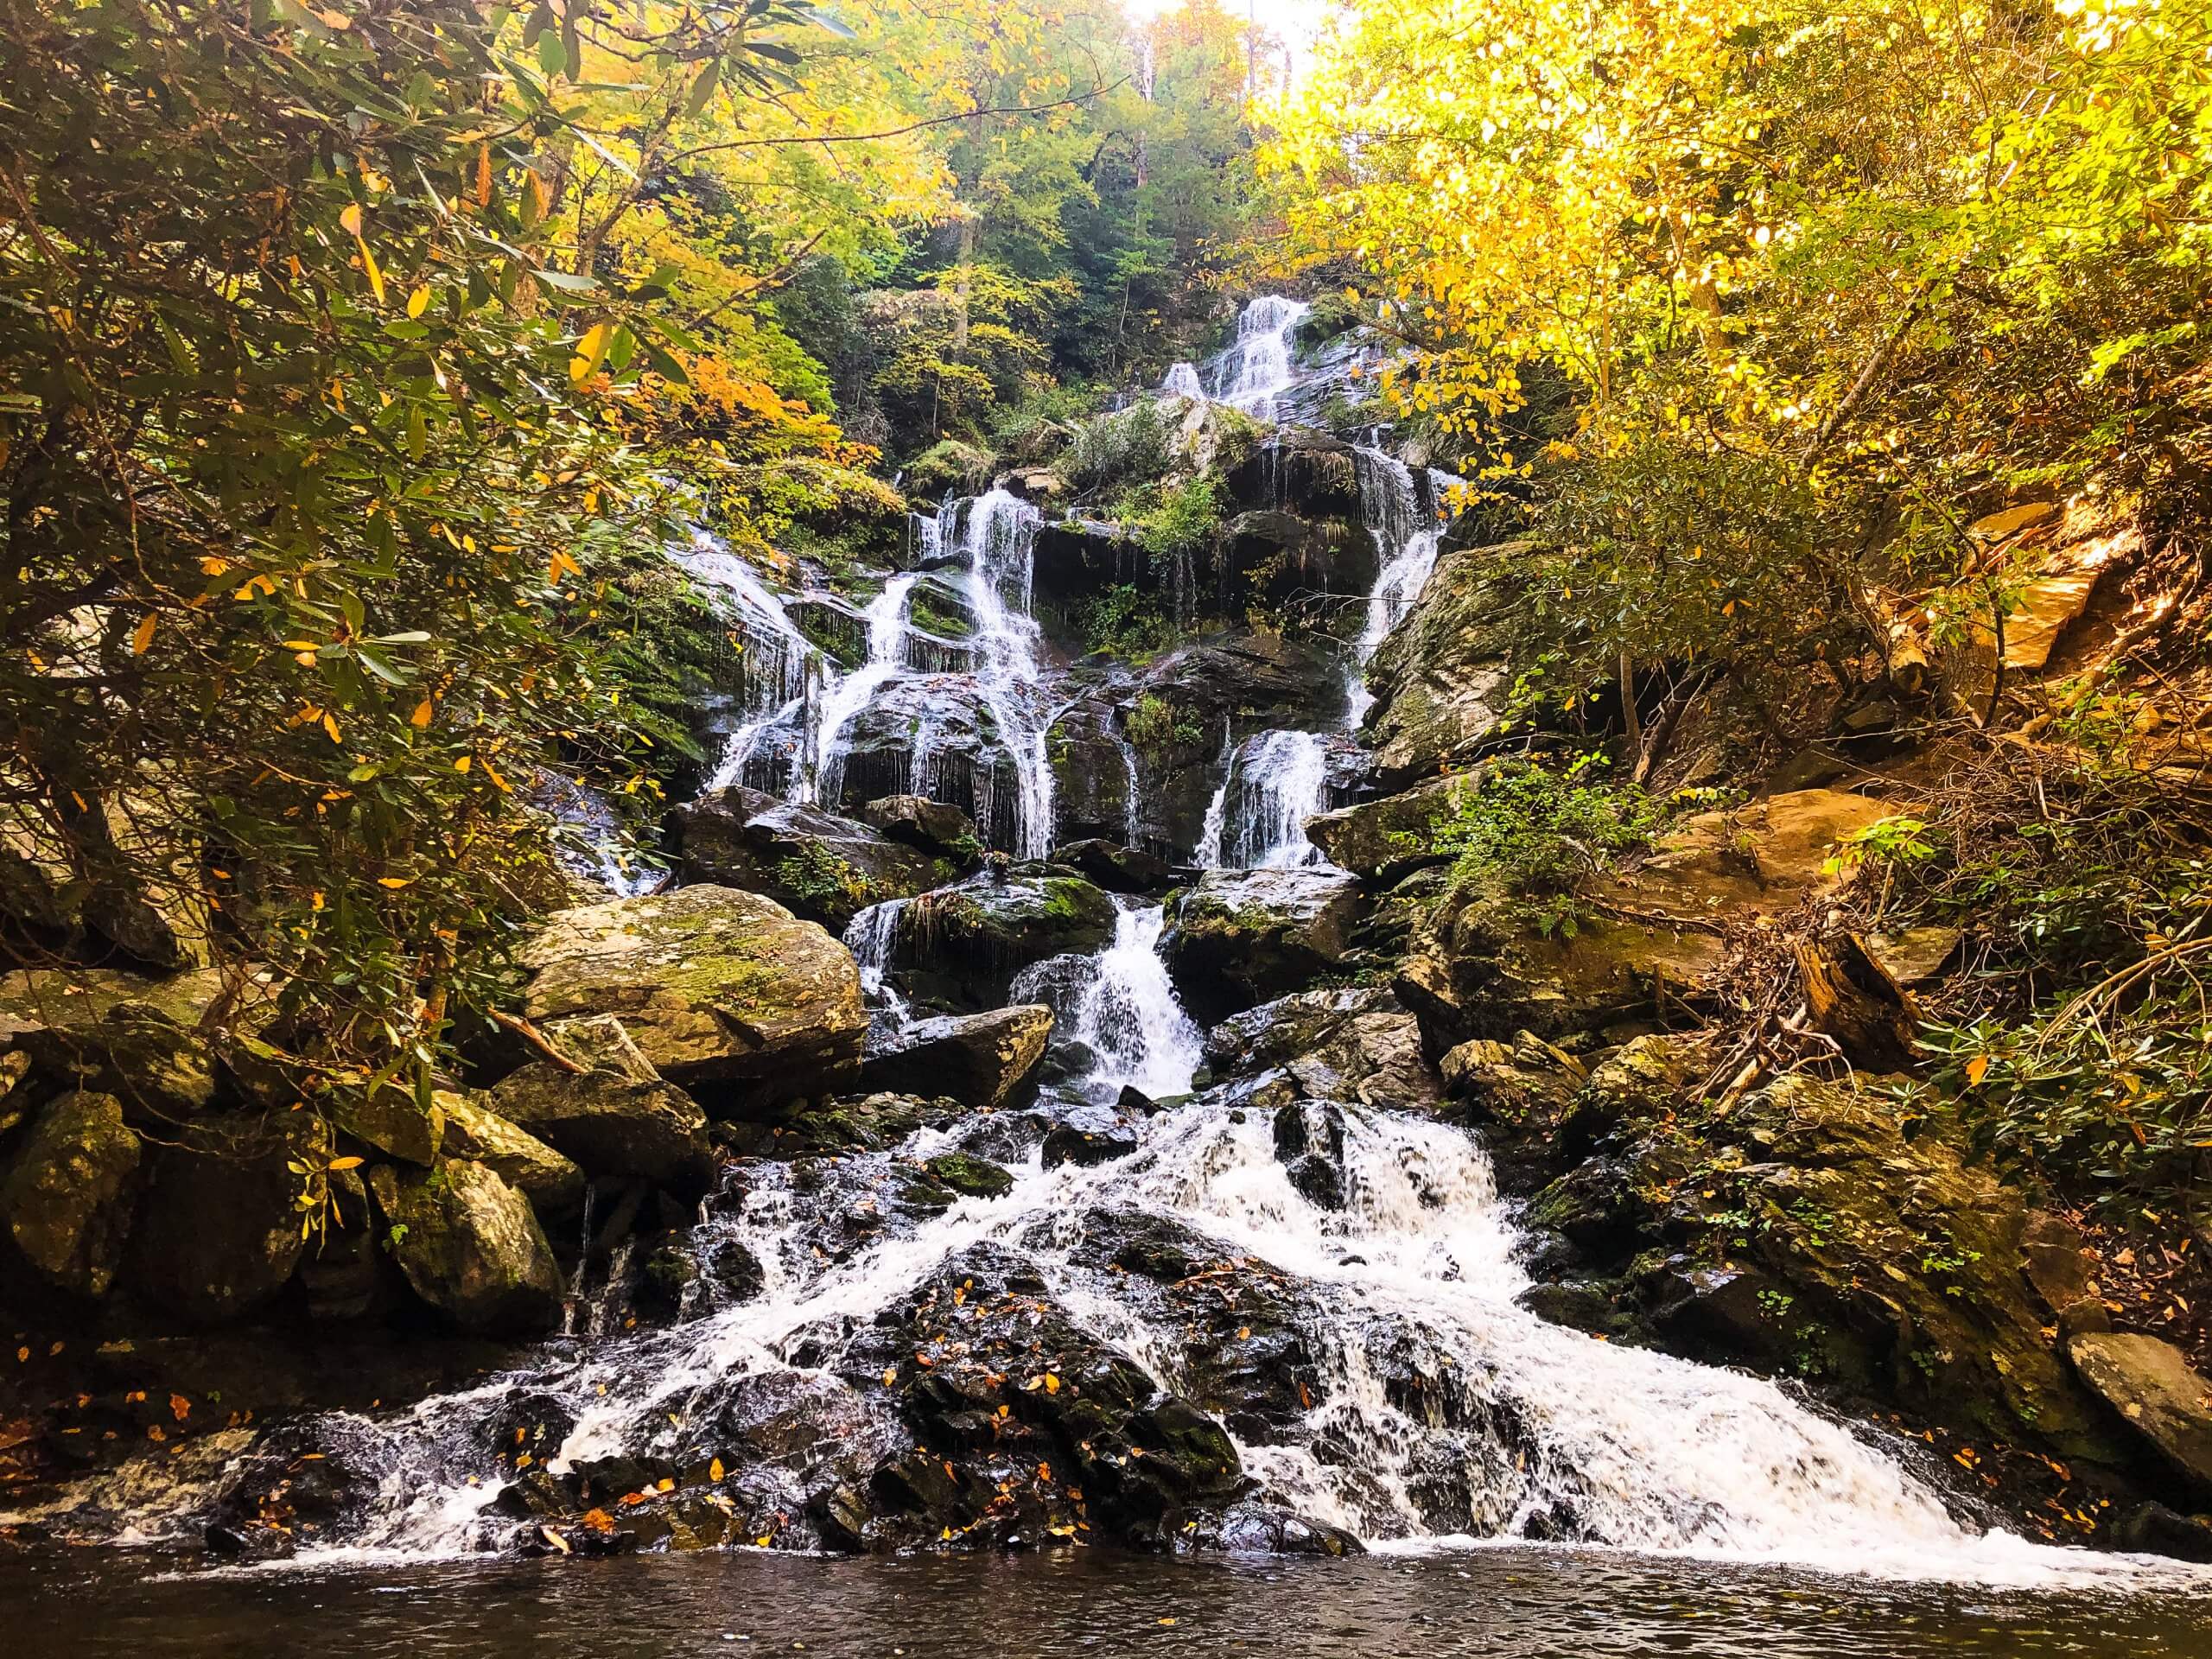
<box><xmin>3</xmin><ymin>1544</ymin><xmax>2206</xmax><ymax>1657</ymax></box>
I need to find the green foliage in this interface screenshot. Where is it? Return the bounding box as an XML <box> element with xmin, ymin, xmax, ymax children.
<box><xmin>1423</xmin><ymin>755</ymin><xmax>1669</xmax><ymax>936</ymax></box>
<box><xmin>1061</xmin><ymin>401</ymin><xmax>1174</xmax><ymax>491</ymax></box>
<box><xmin>1125</xmin><ymin>692</ymin><xmax>1201</xmax><ymax>753</ymax></box>
<box><xmin>1139</xmin><ymin>477</ymin><xmax>1224</xmax><ymax>568</ymax></box>
<box><xmin>774</xmin><ymin>842</ymin><xmax>878</xmax><ymax>913</ymax></box>
<box><xmin>1075</xmin><ymin>586</ymin><xmax>1173</xmax><ymax>659</ymax></box>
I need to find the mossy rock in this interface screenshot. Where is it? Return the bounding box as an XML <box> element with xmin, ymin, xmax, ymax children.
<box><xmin>369</xmin><ymin>1160</ymin><xmax>565</xmax><ymax>1337</ymax></box>
<box><xmin>0</xmin><ymin>1090</ymin><xmax>141</xmax><ymax>1300</ymax></box>
<box><xmin>922</xmin><ymin>1152</ymin><xmax>1015</xmax><ymax>1199</ymax></box>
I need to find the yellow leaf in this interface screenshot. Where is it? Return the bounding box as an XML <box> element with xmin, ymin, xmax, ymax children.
<box><xmin>454</xmin><ymin>754</ymin><xmax>472</xmax><ymax>772</ymax></box>
<box><xmin>130</xmin><ymin>613</ymin><xmax>157</xmax><ymax>655</ymax></box>
<box><xmin>408</xmin><ymin>284</ymin><xmax>431</xmax><ymax>319</ymax></box>
<box><xmin>377</xmin><ymin>877</ymin><xmax>411</xmax><ymax>888</ymax></box>
<box><xmin>569</xmin><ymin>321</ymin><xmax>611</xmax><ymax>385</ymax></box>
<box><xmin>1964</xmin><ymin>1055</ymin><xmax>1990</xmax><ymax>1086</ymax></box>
<box><xmin>359</xmin><ymin>238</ymin><xmax>385</xmax><ymax>304</ymax></box>
<box><xmin>321</xmin><ymin>712</ymin><xmax>342</xmax><ymax>744</ymax></box>
<box><xmin>709</xmin><ymin>1458</ymin><xmax>725</xmax><ymax>1482</ymax></box>
<box><xmin>327</xmin><ymin>1156</ymin><xmax>365</xmax><ymax>1170</ymax></box>
<box><xmin>410</xmin><ymin>698</ymin><xmax>434</xmax><ymax>728</ymax></box>
<box><xmin>340</xmin><ymin>203</ymin><xmax>364</xmax><ymax>237</ymax></box>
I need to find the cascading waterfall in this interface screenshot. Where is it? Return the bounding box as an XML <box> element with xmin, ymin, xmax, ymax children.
<box><xmin>1159</xmin><ymin>361</ymin><xmax>1205</xmax><ymax>399</ymax></box>
<box><xmin>673</xmin><ymin>531</ymin><xmax>817</xmax><ymax>792</ymax></box>
<box><xmin>842</xmin><ymin>897</ymin><xmax>912</xmax><ymax>1032</ymax></box>
<box><xmin>1201</xmin><ymin>728</ymin><xmax>1332</xmax><ymax>869</ymax></box>
<box><xmin>1210</xmin><ymin>296</ymin><xmax>1311</xmax><ymax>416</ymax></box>
<box><xmin>1012</xmin><ymin>902</ymin><xmax>1203</xmax><ymax>1103</ymax></box>
<box><xmin>804</xmin><ymin>573</ymin><xmax>918</xmax><ymax>809</ymax></box>
<box><xmin>958</xmin><ymin>488</ymin><xmax>1060</xmax><ymax>859</ymax></box>
<box><xmin>1346</xmin><ymin>446</ymin><xmax>1447</xmax><ymax>727</ymax></box>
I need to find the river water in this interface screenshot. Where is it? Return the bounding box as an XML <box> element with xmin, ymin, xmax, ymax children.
<box><xmin>3</xmin><ymin>1544</ymin><xmax>2205</xmax><ymax>1656</ymax></box>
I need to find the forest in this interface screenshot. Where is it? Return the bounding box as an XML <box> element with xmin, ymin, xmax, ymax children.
<box><xmin>3</xmin><ymin>0</ymin><xmax>2212</xmax><ymax>1650</ymax></box>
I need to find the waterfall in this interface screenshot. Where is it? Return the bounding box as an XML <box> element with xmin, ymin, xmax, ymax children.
<box><xmin>1014</xmin><ymin>903</ymin><xmax>1204</xmax><ymax>1103</ymax></box>
<box><xmin>959</xmin><ymin>489</ymin><xmax>1058</xmax><ymax>859</ymax></box>
<box><xmin>1346</xmin><ymin>446</ymin><xmax>1446</xmax><ymax>727</ymax></box>
<box><xmin>1211</xmin><ymin>296</ymin><xmax>1312</xmax><ymax>416</ymax></box>
<box><xmin>671</xmin><ymin>531</ymin><xmax>817</xmax><ymax>792</ymax></box>
<box><xmin>1159</xmin><ymin>361</ymin><xmax>1205</xmax><ymax>399</ymax></box>
<box><xmin>1204</xmin><ymin>728</ymin><xmax>1332</xmax><ymax>869</ymax></box>
<box><xmin>805</xmin><ymin>573</ymin><xmax>918</xmax><ymax>810</ymax></box>
<box><xmin>842</xmin><ymin>898</ymin><xmax>912</xmax><ymax>1032</ymax></box>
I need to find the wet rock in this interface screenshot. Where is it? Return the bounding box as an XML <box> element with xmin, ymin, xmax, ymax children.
<box><xmin>519</xmin><ymin>886</ymin><xmax>865</xmax><ymax>1110</ymax></box>
<box><xmin>893</xmin><ymin>870</ymin><xmax>1116</xmax><ymax>1004</ymax></box>
<box><xmin>330</xmin><ymin>1087</ymin><xmax>445</xmax><ymax>1166</ymax></box>
<box><xmin>1161</xmin><ymin>868</ymin><xmax>1364</xmax><ymax>1024</ymax></box>
<box><xmin>1525</xmin><ymin>1157</ymin><xmax>1641</xmax><ymax>1256</ymax></box>
<box><xmin>923</xmin><ymin>1152</ymin><xmax>1016</xmax><ymax>1199</ymax></box>
<box><xmin>1304</xmin><ymin>772</ymin><xmax>1479</xmax><ymax>881</ymax></box>
<box><xmin>1645</xmin><ymin>1262</ymin><xmax>1790</xmax><ymax>1362</ymax></box>
<box><xmin>1437</xmin><ymin>1031</ymin><xmax>1592</xmax><ymax>1184</ymax></box>
<box><xmin>368</xmin><ymin>1160</ymin><xmax>565</xmax><ymax>1336</ymax></box>
<box><xmin>438</xmin><ymin>1091</ymin><xmax>586</xmax><ymax>1218</ymax></box>
<box><xmin>126</xmin><ymin>1116</ymin><xmax>329</xmax><ymax>1324</ymax></box>
<box><xmin>1221</xmin><ymin>430</ymin><xmax>1365</xmax><ymax>522</ymax></box>
<box><xmin>1273</xmin><ymin>1102</ymin><xmax>1347</xmax><ymax>1210</ymax></box>
<box><xmin>857</xmin><ymin>794</ymin><xmax>982</xmax><ymax>861</ymax></box>
<box><xmin>0</xmin><ymin>1090</ymin><xmax>140</xmax><ymax>1300</ymax></box>
<box><xmin>1047</xmin><ymin>700</ymin><xmax>1143</xmax><ymax>848</ymax></box>
<box><xmin>1206</xmin><ymin>987</ymin><xmax>1441</xmax><ymax>1112</ymax></box>
<box><xmin>861</xmin><ymin>1004</ymin><xmax>1052</xmax><ymax>1109</ymax></box>
<box><xmin>1041</xmin><ymin>1105</ymin><xmax>1141</xmax><ymax>1167</ymax></box>
<box><xmin>488</xmin><ymin>1016</ymin><xmax>715</xmax><ymax>1198</ymax></box>
<box><xmin>1191</xmin><ymin>1503</ymin><xmax>1363</xmax><ymax>1556</ymax></box>
<box><xmin>2066</xmin><ymin>1333</ymin><xmax>2212</xmax><ymax>1494</ymax></box>
<box><xmin>2110</xmin><ymin>1502</ymin><xmax>2212</xmax><ymax>1563</ymax></box>
<box><xmin>670</xmin><ymin>786</ymin><xmax>944</xmax><ymax>930</ymax></box>
<box><xmin>1051</xmin><ymin>838</ymin><xmax>1173</xmax><ymax>894</ymax></box>
<box><xmin>721</xmin><ymin>1090</ymin><xmax>967</xmax><ymax>1159</ymax></box>
<box><xmin>1362</xmin><ymin>541</ymin><xmax>1529</xmax><ymax>785</ymax></box>
<box><xmin>1515</xmin><ymin>1280</ymin><xmax>1631</xmax><ymax>1338</ymax></box>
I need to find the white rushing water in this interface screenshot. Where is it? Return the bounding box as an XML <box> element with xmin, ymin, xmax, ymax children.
<box><xmin>806</xmin><ymin>573</ymin><xmax>918</xmax><ymax>809</ymax></box>
<box><xmin>1200</xmin><ymin>728</ymin><xmax>1332</xmax><ymax>869</ymax></box>
<box><xmin>1159</xmin><ymin>360</ymin><xmax>1205</xmax><ymax>400</ymax></box>
<box><xmin>245</xmin><ymin>1097</ymin><xmax>2203</xmax><ymax>1592</ymax></box>
<box><xmin>1014</xmin><ymin>902</ymin><xmax>1204</xmax><ymax>1102</ymax></box>
<box><xmin>674</xmin><ymin>531</ymin><xmax>818</xmax><ymax>793</ymax></box>
<box><xmin>842</xmin><ymin>897</ymin><xmax>912</xmax><ymax>1031</ymax></box>
<box><xmin>1211</xmin><ymin>296</ymin><xmax>1311</xmax><ymax>416</ymax></box>
<box><xmin>1346</xmin><ymin>447</ymin><xmax>1448</xmax><ymax>727</ymax></box>
<box><xmin>957</xmin><ymin>489</ymin><xmax>1060</xmax><ymax>859</ymax></box>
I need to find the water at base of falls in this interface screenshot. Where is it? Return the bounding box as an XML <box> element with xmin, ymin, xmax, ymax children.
<box><xmin>1011</xmin><ymin>903</ymin><xmax>1202</xmax><ymax>1102</ymax></box>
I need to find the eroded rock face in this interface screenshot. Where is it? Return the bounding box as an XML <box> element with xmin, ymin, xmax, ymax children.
<box><xmin>438</xmin><ymin>1093</ymin><xmax>586</xmax><ymax>1219</ymax></box>
<box><xmin>0</xmin><ymin>967</ymin><xmax>223</xmax><ymax>1123</ymax></box>
<box><xmin>857</xmin><ymin>795</ymin><xmax>982</xmax><ymax>861</ymax></box>
<box><xmin>670</xmin><ymin>787</ymin><xmax>944</xmax><ymax>930</ymax></box>
<box><xmin>1305</xmin><ymin>772</ymin><xmax>1478</xmax><ymax>882</ymax></box>
<box><xmin>0</xmin><ymin>1090</ymin><xmax>140</xmax><ymax>1300</ymax></box>
<box><xmin>2067</xmin><ymin>1333</ymin><xmax>2212</xmax><ymax>1495</ymax></box>
<box><xmin>1162</xmin><ymin>868</ymin><xmax>1365</xmax><ymax>1025</ymax></box>
<box><xmin>861</xmin><ymin>1005</ymin><xmax>1052</xmax><ymax>1109</ymax></box>
<box><xmin>520</xmin><ymin>887</ymin><xmax>864</xmax><ymax>1110</ymax></box>
<box><xmin>1203</xmin><ymin>988</ymin><xmax>1441</xmax><ymax>1112</ymax></box>
<box><xmin>369</xmin><ymin>1160</ymin><xmax>565</xmax><ymax>1337</ymax></box>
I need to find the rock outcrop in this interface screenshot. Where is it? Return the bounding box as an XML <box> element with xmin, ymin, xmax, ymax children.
<box><xmin>861</xmin><ymin>1005</ymin><xmax>1052</xmax><ymax>1109</ymax></box>
<box><xmin>0</xmin><ymin>1090</ymin><xmax>141</xmax><ymax>1301</ymax></box>
<box><xmin>368</xmin><ymin>1160</ymin><xmax>565</xmax><ymax>1337</ymax></box>
<box><xmin>488</xmin><ymin>1016</ymin><xmax>715</xmax><ymax>1198</ymax></box>
<box><xmin>1162</xmin><ymin>868</ymin><xmax>1364</xmax><ymax>1024</ymax></box>
<box><xmin>670</xmin><ymin>786</ymin><xmax>944</xmax><ymax>929</ymax></box>
<box><xmin>892</xmin><ymin>870</ymin><xmax>1116</xmax><ymax>1004</ymax></box>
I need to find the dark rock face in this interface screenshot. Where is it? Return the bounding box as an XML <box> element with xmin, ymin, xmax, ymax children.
<box><xmin>1361</xmin><ymin>541</ymin><xmax>1528</xmax><ymax>787</ymax></box>
<box><xmin>1162</xmin><ymin>868</ymin><xmax>1365</xmax><ymax>1025</ymax></box>
<box><xmin>861</xmin><ymin>1004</ymin><xmax>1053</xmax><ymax>1109</ymax></box>
<box><xmin>857</xmin><ymin>795</ymin><xmax>982</xmax><ymax>861</ymax></box>
<box><xmin>1051</xmin><ymin>838</ymin><xmax>1173</xmax><ymax>894</ymax></box>
<box><xmin>2066</xmin><ymin>1333</ymin><xmax>2212</xmax><ymax>1495</ymax></box>
<box><xmin>892</xmin><ymin>871</ymin><xmax>1116</xmax><ymax>1006</ymax></box>
<box><xmin>1041</xmin><ymin>1105</ymin><xmax>1141</xmax><ymax>1167</ymax></box>
<box><xmin>1130</xmin><ymin>636</ymin><xmax>1344</xmax><ymax>858</ymax></box>
<box><xmin>1305</xmin><ymin>772</ymin><xmax>1477</xmax><ymax>881</ymax></box>
<box><xmin>670</xmin><ymin>786</ymin><xmax>943</xmax><ymax>930</ymax></box>
<box><xmin>1045</xmin><ymin>697</ymin><xmax>1141</xmax><ymax>849</ymax></box>
<box><xmin>127</xmin><ymin>1117</ymin><xmax>327</xmax><ymax>1325</ymax></box>
<box><xmin>823</xmin><ymin>677</ymin><xmax>1032</xmax><ymax>851</ymax></box>
<box><xmin>520</xmin><ymin>886</ymin><xmax>865</xmax><ymax>1110</ymax></box>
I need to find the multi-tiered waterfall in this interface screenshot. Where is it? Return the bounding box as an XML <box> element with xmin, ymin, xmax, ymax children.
<box><xmin>24</xmin><ymin>299</ymin><xmax>2200</xmax><ymax>1604</ymax></box>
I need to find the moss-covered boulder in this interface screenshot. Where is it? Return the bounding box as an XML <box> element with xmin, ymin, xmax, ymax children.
<box><xmin>438</xmin><ymin>1091</ymin><xmax>586</xmax><ymax>1219</ymax></box>
<box><xmin>0</xmin><ymin>967</ymin><xmax>222</xmax><ymax>1122</ymax></box>
<box><xmin>0</xmin><ymin>1090</ymin><xmax>141</xmax><ymax>1300</ymax></box>
<box><xmin>488</xmin><ymin>1015</ymin><xmax>714</xmax><ymax>1197</ymax></box>
<box><xmin>861</xmin><ymin>1004</ymin><xmax>1052</xmax><ymax>1109</ymax></box>
<box><xmin>1202</xmin><ymin>987</ymin><xmax>1440</xmax><ymax>1111</ymax></box>
<box><xmin>2066</xmin><ymin>1333</ymin><xmax>2212</xmax><ymax>1495</ymax></box>
<box><xmin>127</xmin><ymin>1116</ymin><xmax>328</xmax><ymax>1325</ymax></box>
<box><xmin>669</xmin><ymin>786</ymin><xmax>943</xmax><ymax>930</ymax></box>
<box><xmin>922</xmin><ymin>1151</ymin><xmax>1016</xmax><ymax>1199</ymax></box>
<box><xmin>369</xmin><ymin>1160</ymin><xmax>565</xmax><ymax>1336</ymax></box>
<box><xmin>1360</xmin><ymin>541</ymin><xmax>1529</xmax><ymax>787</ymax></box>
<box><xmin>1161</xmin><ymin>868</ymin><xmax>1364</xmax><ymax>1025</ymax></box>
<box><xmin>520</xmin><ymin>886</ymin><xmax>864</xmax><ymax>1110</ymax></box>
<box><xmin>857</xmin><ymin>795</ymin><xmax>982</xmax><ymax>862</ymax></box>
<box><xmin>892</xmin><ymin>871</ymin><xmax>1116</xmax><ymax>1004</ymax></box>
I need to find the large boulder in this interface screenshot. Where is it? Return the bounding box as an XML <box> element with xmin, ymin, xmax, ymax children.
<box><xmin>2067</xmin><ymin>1333</ymin><xmax>2212</xmax><ymax>1494</ymax></box>
<box><xmin>1304</xmin><ymin>772</ymin><xmax>1477</xmax><ymax>882</ymax></box>
<box><xmin>487</xmin><ymin>1015</ymin><xmax>715</xmax><ymax>1197</ymax></box>
<box><xmin>126</xmin><ymin>1116</ymin><xmax>328</xmax><ymax>1325</ymax></box>
<box><xmin>669</xmin><ymin>786</ymin><xmax>944</xmax><ymax>930</ymax></box>
<box><xmin>519</xmin><ymin>887</ymin><xmax>865</xmax><ymax>1111</ymax></box>
<box><xmin>438</xmin><ymin>1092</ymin><xmax>587</xmax><ymax>1219</ymax></box>
<box><xmin>1361</xmin><ymin>541</ymin><xmax>1529</xmax><ymax>786</ymax></box>
<box><xmin>892</xmin><ymin>871</ymin><xmax>1116</xmax><ymax>1005</ymax></box>
<box><xmin>369</xmin><ymin>1160</ymin><xmax>565</xmax><ymax>1337</ymax></box>
<box><xmin>861</xmin><ymin>1005</ymin><xmax>1053</xmax><ymax>1109</ymax></box>
<box><xmin>0</xmin><ymin>1090</ymin><xmax>141</xmax><ymax>1300</ymax></box>
<box><xmin>1162</xmin><ymin>868</ymin><xmax>1364</xmax><ymax>1025</ymax></box>
<box><xmin>1051</xmin><ymin>839</ymin><xmax>1173</xmax><ymax>894</ymax></box>
<box><xmin>856</xmin><ymin>795</ymin><xmax>982</xmax><ymax>861</ymax></box>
